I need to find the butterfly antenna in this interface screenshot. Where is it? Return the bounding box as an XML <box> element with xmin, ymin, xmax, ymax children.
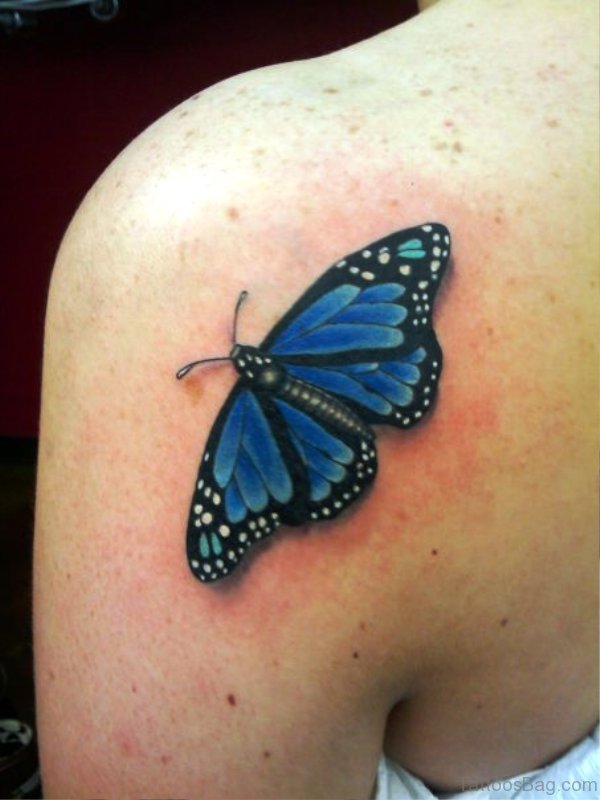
<box><xmin>176</xmin><ymin>291</ymin><xmax>248</xmax><ymax>380</ymax></box>
<box><xmin>232</xmin><ymin>290</ymin><xmax>248</xmax><ymax>345</ymax></box>
<box><xmin>175</xmin><ymin>356</ymin><xmax>233</xmax><ymax>380</ymax></box>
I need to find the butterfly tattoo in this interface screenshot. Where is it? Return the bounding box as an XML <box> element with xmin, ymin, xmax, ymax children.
<box><xmin>176</xmin><ymin>223</ymin><xmax>451</xmax><ymax>583</ymax></box>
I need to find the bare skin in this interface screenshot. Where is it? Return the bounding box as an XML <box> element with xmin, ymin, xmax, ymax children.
<box><xmin>34</xmin><ymin>0</ymin><xmax>598</xmax><ymax>796</ymax></box>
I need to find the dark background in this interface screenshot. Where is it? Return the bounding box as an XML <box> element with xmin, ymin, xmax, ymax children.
<box><xmin>1</xmin><ymin>0</ymin><xmax>418</xmax><ymax>790</ymax></box>
<box><xmin>2</xmin><ymin>0</ymin><xmax>418</xmax><ymax>439</ymax></box>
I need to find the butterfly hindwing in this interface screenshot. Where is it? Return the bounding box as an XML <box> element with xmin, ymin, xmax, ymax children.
<box><xmin>283</xmin><ymin>332</ymin><xmax>443</xmax><ymax>428</ymax></box>
<box><xmin>186</xmin><ymin>385</ymin><xmax>375</xmax><ymax>582</ymax></box>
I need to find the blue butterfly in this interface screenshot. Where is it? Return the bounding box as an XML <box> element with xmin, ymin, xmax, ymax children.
<box><xmin>177</xmin><ymin>223</ymin><xmax>451</xmax><ymax>583</ymax></box>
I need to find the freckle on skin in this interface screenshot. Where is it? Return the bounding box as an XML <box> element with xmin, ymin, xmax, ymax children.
<box><xmin>419</xmin><ymin>88</ymin><xmax>432</xmax><ymax>96</ymax></box>
<box><xmin>160</xmin><ymin>754</ymin><xmax>172</xmax><ymax>765</ymax></box>
<box><xmin>263</xmin><ymin>750</ymin><xmax>271</xmax><ymax>759</ymax></box>
<box><xmin>323</xmin><ymin>87</ymin><xmax>339</xmax><ymax>94</ymax></box>
<box><xmin>353</xmin><ymin>651</ymin><xmax>360</xmax><ymax>659</ymax></box>
<box><xmin>227</xmin><ymin>693</ymin><xmax>237</xmax><ymax>706</ymax></box>
<box><xmin>546</xmin><ymin>118</ymin><xmax>559</xmax><ymax>128</ymax></box>
<box><xmin>359</xmin><ymin>621</ymin><xmax>366</xmax><ymax>632</ymax></box>
<box><xmin>475</xmin><ymin>701</ymin><xmax>484</xmax><ymax>710</ymax></box>
<box><xmin>452</xmin><ymin>141</ymin><xmax>464</xmax><ymax>153</ymax></box>
<box><xmin>500</xmin><ymin>618</ymin><xmax>509</xmax><ymax>627</ymax></box>
<box><xmin>348</xmin><ymin>125</ymin><xmax>360</xmax><ymax>134</ymax></box>
<box><xmin>131</xmin><ymin>683</ymin><xmax>137</xmax><ymax>693</ymax></box>
<box><xmin>227</xmin><ymin>207</ymin><xmax>240</xmax><ymax>221</ymax></box>
<box><xmin>431</xmin><ymin>548</ymin><xmax>438</xmax><ymax>556</ymax></box>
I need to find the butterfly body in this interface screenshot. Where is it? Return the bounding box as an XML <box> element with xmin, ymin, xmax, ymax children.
<box><xmin>231</xmin><ymin>343</ymin><xmax>375</xmax><ymax>441</ymax></box>
<box><xmin>179</xmin><ymin>223</ymin><xmax>451</xmax><ymax>583</ymax></box>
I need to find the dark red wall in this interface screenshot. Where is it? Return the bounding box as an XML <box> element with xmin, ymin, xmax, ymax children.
<box><xmin>2</xmin><ymin>0</ymin><xmax>417</xmax><ymax>437</ymax></box>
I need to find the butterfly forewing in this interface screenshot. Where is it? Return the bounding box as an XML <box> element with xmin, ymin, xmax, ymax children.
<box><xmin>261</xmin><ymin>223</ymin><xmax>450</xmax><ymax>364</ymax></box>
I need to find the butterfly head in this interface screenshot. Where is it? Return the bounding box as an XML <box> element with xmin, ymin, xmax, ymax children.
<box><xmin>230</xmin><ymin>344</ymin><xmax>286</xmax><ymax>390</ymax></box>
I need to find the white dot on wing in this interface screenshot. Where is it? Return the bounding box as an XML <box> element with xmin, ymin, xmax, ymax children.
<box><xmin>201</xmin><ymin>511</ymin><xmax>213</xmax><ymax>524</ymax></box>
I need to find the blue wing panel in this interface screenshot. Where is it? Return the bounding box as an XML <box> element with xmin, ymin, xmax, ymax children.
<box><xmin>235</xmin><ymin>450</ymin><xmax>268</xmax><ymax>512</ymax></box>
<box><xmin>212</xmin><ymin>389</ymin><xmax>293</xmax><ymax>524</ymax></box>
<box><xmin>359</xmin><ymin>283</ymin><xmax>405</xmax><ymax>302</ymax></box>
<box><xmin>270</xmin><ymin>322</ymin><xmax>403</xmax><ymax>356</ymax></box>
<box><xmin>274</xmin><ymin>285</ymin><xmax>359</xmax><ymax>346</ymax></box>
<box><xmin>332</xmin><ymin>303</ymin><xmax>407</xmax><ymax>326</ymax></box>
<box><xmin>274</xmin><ymin>399</ymin><xmax>354</xmax><ymax>502</ymax></box>
<box><xmin>269</xmin><ymin>281</ymin><xmax>408</xmax><ymax>357</ymax></box>
<box><xmin>225</xmin><ymin>481</ymin><xmax>246</xmax><ymax>523</ymax></box>
<box><xmin>243</xmin><ymin>393</ymin><xmax>293</xmax><ymax>502</ymax></box>
<box><xmin>214</xmin><ymin>391</ymin><xmax>246</xmax><ymax>488</ymax></box>
<box><xmin>361</xmin><ymin>370</ymin><xmax>414</xmax><ymax>406</ymax></box>
<box><xmin>274</xmin><ymin>401</ymin><xmax>353</xmax><ymax>464</ymax></box>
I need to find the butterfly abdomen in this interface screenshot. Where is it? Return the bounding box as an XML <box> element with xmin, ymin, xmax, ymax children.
<box><xmin>277</xmin><ymin>375</ymin><xmax>374</xmax><ymax>441</ymax></box>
